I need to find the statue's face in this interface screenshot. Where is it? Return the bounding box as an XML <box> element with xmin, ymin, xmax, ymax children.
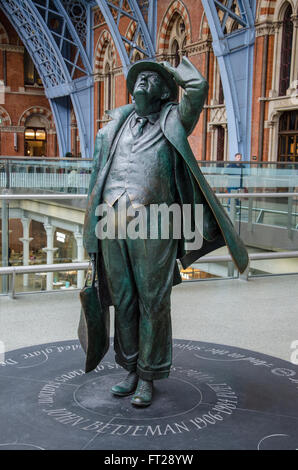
<box><xmin>133</xmin><ymin>71</ymin><xmax>165</xmax><ymax>101</ymax></box>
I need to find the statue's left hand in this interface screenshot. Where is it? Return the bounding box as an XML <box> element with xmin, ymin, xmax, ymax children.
<box><xmin>161</xmin><ymin>57</ymin><xmax>208</xmax><ymax>90</ymax></box>
<box><xmin>161</xmin><ymin>60</ymin><xmax>185</xmax><ymax>87</ymax></box>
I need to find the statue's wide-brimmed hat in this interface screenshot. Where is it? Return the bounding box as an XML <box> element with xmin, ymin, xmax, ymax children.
<box><xmin>127</xmin><ymin>60</ymin><xmax>178</xmax><ymax>101</ymax></box>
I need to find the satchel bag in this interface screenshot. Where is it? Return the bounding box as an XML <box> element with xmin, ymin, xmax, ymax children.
<box><xmin>78</xmin><ymin>257</ymin><xmax>110</xmax><ymax>373</ymax></box>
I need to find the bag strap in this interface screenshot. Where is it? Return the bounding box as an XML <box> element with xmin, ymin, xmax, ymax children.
<box><xmin>84</xmin><ymin>254</ymin><xmax>97</xmax><ymax>288</ymax></box>
<box><xmin>90</xmin><ymin>253</ymin><xmax>96</xmax><ymax>287</ymax></box>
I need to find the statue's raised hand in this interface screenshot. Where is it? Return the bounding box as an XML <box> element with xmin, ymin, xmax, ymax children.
<box><xmin>161</xmin><ymin>60</ymin><xmax>186</xmax><ymax>87</ymax></box>
<box><xmin>161</xmin><ymin>57</ymin><xmax>208</xmax><ymax>91</ymax></box>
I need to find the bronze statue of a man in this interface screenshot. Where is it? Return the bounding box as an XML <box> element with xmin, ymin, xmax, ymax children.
<box><xmin>83</xmin><ymin>57</ymin><xmax>248</xmax><ymax>407</ymax></box>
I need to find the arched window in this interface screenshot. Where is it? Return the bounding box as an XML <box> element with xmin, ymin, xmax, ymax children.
<box><xmin>24</xmin><ymin>49</ymin><xmax>42</xmax><ymax>86</ymax></box>
<box><xmin>218</xmin><ymin>77</ymin><xmax>224</xmax><ymax>105</ymax></box>
<box><xmin>279</xmin><ymin>4</ymin><xmax>293</xmax><ymax>96</ymax></box>
<box><xmin>104</xmin><ymin>62</ymin><xmax>112</xmax><ymax>112</ymax></box>
<box><xmin>278</xmin><ymin>110</ymin><xmax>298</xmax><ymax>162</ymax></box>
<box><xmin>102</xmin><ymin>44</ymin><xmax>114</xmax><ymax>115</ymax></box>
<box><xmin>216</xmin><ymin>126</ymin><xmax>225</xmax><ymax>161</ymax></box>
<box><xmin>24</xmin><ymin>115</ymin><xmax>47</xmax><ymax>156</ymax></box>
<box><xmin>134</xmin><ymin>52</ymin><xmax>141</xmax><ymax>62</ymax></box>
<box><xmin>130</xmin><ymin>34</ymin><xmax>145</xmax><ymax>63</ymax></box>
<box><xmin>167</xmin><ymin>14</ymin><xmax>187</xmax><ymax>66</ymax></box>
<box><xmin>171</xmin><ymin>39</ymin><xmax>180</xmax><ymax>67</ymax></box>
<box><xmin>213</xmin><ymin>57</ymin><xmax>225</xmax><ymax>105</ymax></box>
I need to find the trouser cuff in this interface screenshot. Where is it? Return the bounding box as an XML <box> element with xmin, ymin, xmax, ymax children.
<box><xmin>115</xmin><ymin>354</ymin><xmax>137</xmax><ymax>372</ymax></box>
<box><xmin>137</xmin><ymin>364</ymin><xmax>170</xmax><ymax>381</ymax></box>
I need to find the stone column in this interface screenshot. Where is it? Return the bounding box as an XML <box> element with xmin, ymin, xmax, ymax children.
<box><xmin>1</xmin><ymin>199</ymin><xmax>9</xmax><ymax>294</ymax></box>
<box><xmin>271</xmin><ymin>20</ymin><xmax>283</xmax><ymax>97</ymax></box>
<box><xmin>223</xmin><ymin>124</ymin><xmax>228</xmax><ymax>161</ymax></box>
<box><xmin>208</xmin><ymin>123</ymin><xmax>216</xmax><ymax>161</ymax></box>
<box><xmin>42</xmin><ymin>223</ymin><xmax>58</xmax><ymax>291</ymax></box>
<box><xmin>74</xmin><ymin>230</ymin><xmax>85</xmax><ymax>289</ymax></box>
<box><xmin>266</xmin><ymin>119</ymin><xmax>276</xmax><ymax>162</ymax></box>
<box><xmin>290</xmin><ymin>15</ymin><xmax>298</xmax><ymax>89</ymax></box>
<box><xmin>19</xmin><ymin>217</ymin><xmax>33</xmax><ymax>287</ymax></box>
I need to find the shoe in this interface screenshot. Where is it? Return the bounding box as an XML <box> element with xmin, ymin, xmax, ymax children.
<box><xmin>111</xmin><ymin>371</ymin><xmax>138</xmax><ymax>397</ymax></box>
<box><xmin>131</xmin><ymin>379</ymin><xmax>153</xmax><ymax>407</ymax></box>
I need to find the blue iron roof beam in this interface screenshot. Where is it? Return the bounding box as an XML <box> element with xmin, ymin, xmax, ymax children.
<box><xmin>2</xmin><ymin>0</ymin><xmax>69</xmax><ymax>86</ymax></box>
<box><xmin>96</xmin><ymin>0</ymin><xmax>156</xmax><ymax>75</ymax></box>
<box><xmin>121</xmin><ymin>37</ymin><xmax>147</xmax><ymax>56</ymax></box>
<box><xmin>201</xmin><ymin>0</ymin><xmax>255</xmax><ymax>161</ymax></box>
<box><xmin>0</xmin><ymin>0</ymin><xmax>94</xmax><ymax>157</ymax></box>
<box><xmin>34</xmin><ymin>0</ymin><xmax>92</xmax><ymax>75</ymax></box>
<box><xmin>106</xmin><ymin>1</ymin><xmax>136</xmax><ymax>23</ymax></box>
<box><xmin>127</xmin><ymin>0</ymin><xmax>155</xmax><ymax>55</ymax></box>
<box><xmin>214</xmin><ymin>0</ymin><xmax>247</xmax><ymax>28</ymax></box>
<box><xmin>51</xmin><ymin>31</ymin><xmax>77</xmax><ymax>48</ymax></box>
<box><xmin>221</xmin><ymin>0</ymin><xmax>235</xmax><ymax>31</ymax></box>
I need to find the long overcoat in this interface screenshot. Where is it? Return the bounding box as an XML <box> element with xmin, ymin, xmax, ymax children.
<box><xmin>83</xmin><ymin>102</ymin><xmax>249</xmax><ymax>304</ymax></box>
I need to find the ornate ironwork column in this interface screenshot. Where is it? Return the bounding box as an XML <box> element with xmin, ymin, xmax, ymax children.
<box><xmin>96</xmin><ymin>0</ymin><xmax>156</xmax><ymax>75</ymax></box>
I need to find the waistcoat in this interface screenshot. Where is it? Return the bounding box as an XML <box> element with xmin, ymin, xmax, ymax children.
<box><xmin>102</xmin><ymin>112</ymin><xmax>177</xmax><ymax>208</ymax></box>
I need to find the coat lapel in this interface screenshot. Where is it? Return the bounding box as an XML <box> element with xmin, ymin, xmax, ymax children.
<box><xmin>99</xmin><ymin>104</ymin><xmax>135</xmax><ymax>171</ymax></box>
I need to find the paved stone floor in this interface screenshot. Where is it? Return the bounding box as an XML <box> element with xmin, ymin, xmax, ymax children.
<box><xmin>0</xmin><ymin>274</ymin><xmax>297</xmax><ymax>363</ymax></box>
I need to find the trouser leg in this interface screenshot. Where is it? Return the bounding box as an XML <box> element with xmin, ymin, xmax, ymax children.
<box><xmin>127</xmin><ymin>235</ymin><xmax>178</xmax><ymax>380</ymax></box>
<box><xmin>101</xmin><ymin>196</ymin><xmax>178</xmax><ymax>380</ymax></box>
<box><xmin>101</xmin><ymin>236</ymin><xmax>139</xmax><ymax>372</ymax></box>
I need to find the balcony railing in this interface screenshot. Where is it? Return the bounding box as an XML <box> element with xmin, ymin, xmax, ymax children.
<box><xmin>1</xmin><ymin>250</ymin><xmax>298</xmax><ymax>299</ymax></box>
<box><xmin>1</xmin><ymin>191</ymin><xmax>298</xmax><ymax>296</ymax></box>
<box><xmin>1</xmin><ymin>158</ymin><xmax>298</xmax><ymax>192</ymax></box>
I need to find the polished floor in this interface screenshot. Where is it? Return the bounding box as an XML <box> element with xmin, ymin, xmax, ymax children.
<box><xmin>1</xmin><ymin>274</ymin><xmax>297</xmax><ymax>363</ymax></box>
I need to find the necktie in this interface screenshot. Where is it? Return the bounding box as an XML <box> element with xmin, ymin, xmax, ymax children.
<box><xmin>131</xmin><ymin>116</ymin><xmax>148</xmax><ymax>138</ymax></box>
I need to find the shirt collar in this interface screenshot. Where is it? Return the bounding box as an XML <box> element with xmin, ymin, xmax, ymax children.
<box><xmin>133</xmin><ymin>110</ymin><xmax>160</xmax><ymax>125</ymax></box>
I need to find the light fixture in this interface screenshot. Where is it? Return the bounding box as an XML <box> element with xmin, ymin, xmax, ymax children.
<box><xmin>56</xmin><ymin>231</ymin><xmax>66</xmax><ymax>243</ymax></box>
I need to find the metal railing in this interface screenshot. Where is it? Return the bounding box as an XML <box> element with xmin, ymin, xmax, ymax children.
<box><xmin>1</xmin><ymin>157</ymin><xmax>298</xmax><ymax>192</ymax></box>
<box><xmin>1</xmin><ymin>251</ymin><xmax>298</xmax><ymax>298</ymax></box>
<box><xmin>1</xmin><ymin>192</ymin><xmax>298</xmax><ymax>297</ymax></box>
<box><xmin>1</xmin><ymin>156</ymin><xmax>298</xmax><ymax>165</ymax></box>
<box><xmin>0</xmin><ymin>192</ymin><xmax>297</xmax><ymax>200</ymax></box>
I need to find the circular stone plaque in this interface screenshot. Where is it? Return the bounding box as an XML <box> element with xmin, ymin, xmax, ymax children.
<box><xmin>0</xmin><ymin>339</ymin><xmax>297</xmax><ymax>450</ymax></box>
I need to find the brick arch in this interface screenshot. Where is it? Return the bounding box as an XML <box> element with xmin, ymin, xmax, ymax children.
<box><xmin>18</xmin><ymin>106</ymin><xmax>53</xmax><ymax>128</ymax></box>
<box><xmin>0</xmin><ymin>106</ymin><xmax>11</xmax><ymax>126</ymax></box>
<box><xmin>94</xmin><ymin>30</ymin><xmax>116</xmax><ymax>73</ymax></box>
<box><xmin>125</xmin><ymin>20</ymin><xmax>138</xmax><ymax>54</ymax></box>
<box><xmin>125</xmin><ymin>20</ymin><xmax>137</xmax><ymax>44</ymax></box>
<box><xmin>0</xmin><ymin>22</ymin><xmax>9</xmax><ymax>45</ymax></box>
<box><xmin>274</xmin><ymin>0</ymin><xmax>296</xmax><ymax>20</ymax></box>
<box><xmin>256</xmin><ymin>0</ymin><xmax>295</xmax><ymax>21</ymax></box>
<box><xmin>256</xmin><ymin>0</ymin><xmax>276</xmax><ymax>21</ymax></box>
<box><xmin>70</xmin><ymin>109</ymin><xmax>77</xmax><ymax>126</ymax></box>
<box><xmin>157</xmin><ymin>0</ymin><xmax>192</xmax><ymax>54</ymax></box>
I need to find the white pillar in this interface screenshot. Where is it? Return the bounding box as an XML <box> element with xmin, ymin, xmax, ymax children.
<box><xmin>19</xmin><ymin>217</ymin><xmax>33</xmax><ymax>287</ymax></box>
<box><xmin>223</xmin><ymin>124</ymin><xmax>228</xmax><ymax>161</ymax></box>
<box><xmin>270</xmin><ymin>20</ymin><xmax>282</xmax><ymax>97</ymax></box>
<box><xmin>42</xmin><ymin>223</ymin><xmax>58</xmax><ymax>291</ymax></box>
<box><xmin>208</xmin><ymin>124</ymin><xmax>216</xmax><ymax>161</ymax></box>
<box><xmin>290</xmin><ymin>15</ymin><xmax>297</xmax><ymax>90</ymax></box>
<box><xmin>74</xmin><ymin>230</ymin><xmax>85</xmax><ymax>289</ymax></box>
